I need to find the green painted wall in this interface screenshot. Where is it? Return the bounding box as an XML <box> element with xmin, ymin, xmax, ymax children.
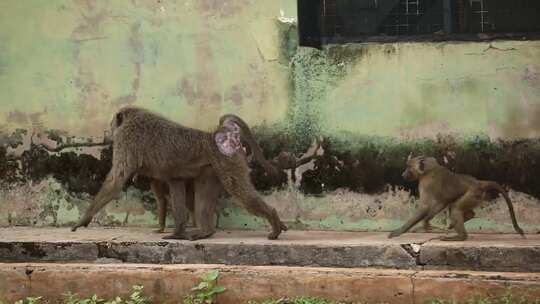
<box><xmin>0</xmin><ymin>0</ymin><xmax>296</xmax><ymax>135</ymax></box>
<box><xmin>302</xmin><ymin>42</ymin><xmax>540</xmax><ymax>139</ymax></box>
<box><xmin>1</xmin><ymin>0</ymin><xmax>539</xmax><ymax>234</ymax></box>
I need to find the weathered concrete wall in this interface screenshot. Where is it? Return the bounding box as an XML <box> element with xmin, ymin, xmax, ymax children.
<box><xmin>2</xmin><ymin>263</ymin><xmax>540</xmax><ymax>304</ymax></box>
<box><xmin>1</xmin><ymin>0</ymin><xmax>539</xmax><ymax>234</ymax></box>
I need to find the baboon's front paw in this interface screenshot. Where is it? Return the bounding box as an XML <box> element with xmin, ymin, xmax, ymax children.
<box><xmin>153</xmin><ymin>228</ymin><xmax>165</xmax><ymax>234</ymax></box>
<box><xmin>280</xmin><ymin>222</ymin><xmax>288</xmax><ymax>231</ymax></box>
<box><xmin>388</xmin><ymin>230</ymin><xmax>401</xmax><ymax>239</ymax></box>
<box><xmin>71</xmin><ymin>219</ymin><xmax>90</xmax><ymax>232</ymax></box>
<box><xmin>162</xmin><ymin>233</ymin><xmax>190</xmax><ymax>240</ymax></box>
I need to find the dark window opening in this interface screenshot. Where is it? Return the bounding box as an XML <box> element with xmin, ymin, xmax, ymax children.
<box><xmin>378</xmin><ymin>0</ymin><xmax>445</xmax><ymax>36</ymax></box>
<box><xmin>297</xmin><ymin>0</ymin><xmax>540</xmax><ymax>46</ymax></box>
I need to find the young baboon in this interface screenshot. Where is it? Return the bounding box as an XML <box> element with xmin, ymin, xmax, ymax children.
<box><xmin>72</xmin><ymin>106</ymin><xmax>287</xmax><ymax>240</ymax></box>
<box><xmin>147</xmin><ymin>178</ymin><xmax>210</xmax><ymax>233</ymax></box>
<box><xmin>150</xmin><ymin>141</ymin><xmax>321</xmax><ymax>234</ymax></box>
<box><xmin>388</xmin><ymin>155</ymin><xmax>525</xmax><ymax>241</ymax></box>
<box><xmin>152</xmin><ymin>140</ymin><xmax>323</xmax><ymax>233</ymax></box>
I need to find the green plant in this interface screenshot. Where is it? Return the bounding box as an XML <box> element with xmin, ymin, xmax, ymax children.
<box><xmin>62</xmin><ymin>285</ymin><xmax>148</xmax><ymax>304</ymax></box>
<box><xmin>247</xmin><ymin>297</ymin><xmax>348</xmax><ymax>304</ymax></box>
<box><xmin>183</xmin><ymin>270</ymin><xmax>226</xmax><ymax>304</ymax></box>
<box><xmin>64</xmin><ymin>293</ymin><xmax>103</xmax><ymax>304</ymax></box>
<box><xmin>13</xmin><ymin>297</ymin><xmax>42</xmax><ymax>304</ymax></box>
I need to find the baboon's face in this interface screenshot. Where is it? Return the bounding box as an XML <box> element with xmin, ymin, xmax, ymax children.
<box><xmin>402</xmin><ymin>157</ymin><xmax>425</xmax><ymax>181</ymax></box>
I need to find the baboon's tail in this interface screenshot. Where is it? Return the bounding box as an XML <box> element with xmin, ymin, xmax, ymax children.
<box><xmin>482</xmin><ymin>181</ymin><xmax>525</xmax><ymax>238</ymax></box>
<box><xmin>219</xmin><ymin>114</ymin><xmax>279</xmax><ymax>177</ymax></box>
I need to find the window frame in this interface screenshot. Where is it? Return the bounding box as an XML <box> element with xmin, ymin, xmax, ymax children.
<box><xmin>297</xmin><ymin>0</ymin><xmax>540</xmax><ymax>47</ymax></box>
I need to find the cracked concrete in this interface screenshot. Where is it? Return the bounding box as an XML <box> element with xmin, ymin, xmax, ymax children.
<box><xmin>1</xmin><ymin>228</ymin><xmax>539</xmax><ymax>272</ymax></box>
<box><xmin>1</xmin><ymin>263</ymin><xmax>540</xmax><ymax>304</ymax></box>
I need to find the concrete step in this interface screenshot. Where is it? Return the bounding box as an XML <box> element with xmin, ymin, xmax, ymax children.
<box><xmin>2</xmin><ymin>263</ymin><xmax>540</xmax><ymax>304</ymax></box>
<box><xmin>1</xmin><ymin>227</ymin><xmax>539</xmax><ymax>272</ymax></box>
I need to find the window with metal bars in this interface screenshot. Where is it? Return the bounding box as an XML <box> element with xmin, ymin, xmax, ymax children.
<box><xmin>297</xmin><ymin>0</ymin><xmax>540</xmax><ymax>47</ymax></box>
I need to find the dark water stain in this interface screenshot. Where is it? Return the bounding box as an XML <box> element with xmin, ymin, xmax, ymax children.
<box><xmin>295</xmin><ymin>134</ymin><xmax>540</xmax><ymax>199</ymax></box>
<box><xmin>43</xmin><ymin>129</ymin><xmax>69</xmax><ymax>144</ymax></box>
<box><xmin>20</xmin><ymin>144</ymin><xmax>112</xmax><ymax>195</ymax></box>
<box><xmin>0</xmin><ymin>128</ymin><xmax>27</xmax><ymax>149</ymax></box>
<box><xmin>247</xmin><ymin>125</ymin><xmax>296</xmax><ymax>191</ymax></box>
<box><xmin>0</xmin><ymin>146</ymin><xmax>19</xmax><ymax>184</ymax></box>
<box><xmin>2</xmin><ymin>128</ymin><xmax>540</xmax><ymax>204</ymax></box>
<box><xmin>299</xmin><ymin>138</ymin><xmax>390</xmax><ymax>195</ymax></box>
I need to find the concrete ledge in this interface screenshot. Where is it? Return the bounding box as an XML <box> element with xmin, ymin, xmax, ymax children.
<box><xmin>1</xmin><ymin>263</ymin><xmax>540</xmax><ymax>304</ymax></box>
<box><xmin>1</xmin><ymin>228</ymin><xmax>539</xmax><ymax>272</ymax></box>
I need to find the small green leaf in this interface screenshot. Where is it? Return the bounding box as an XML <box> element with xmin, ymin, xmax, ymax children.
<box><xmin>191</xmin><ymin>281</ymin><xmax>209</xmax><ymax>291</ymax></box>
<box><xmin>202</xmin><ymin>270</ymin><xmax>220</xmax><ymax>282</ymax></box>
<box><xmin>212</xmin><ymin>286</ymin><xmax>226</xmax><ymax>294</ymax></box>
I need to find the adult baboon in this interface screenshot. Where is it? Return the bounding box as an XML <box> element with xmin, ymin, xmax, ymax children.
<box><xmin>72</xmin><ymin>106</ymin><xmax>287</xmax><ymax>240</ymax></box>
<box><xmin>388</xmin><ymin>155</ymin><xmax>524</xmax><ymax>241</ymax></box>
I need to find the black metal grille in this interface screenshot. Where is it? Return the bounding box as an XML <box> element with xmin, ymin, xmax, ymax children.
<box><xmin>378</xmin><ymin>0</ymin><xmax>444</xmax><ymax>35</ymax></box>
<box><xmin>454</xmin><ymin>0</ymin><xmax>540</xmax><ymax>33</ymax></box>
<box><xmin>298</xmin><ymin>0</ymin><xmax>540</xmax><ymax>46</ymax></box>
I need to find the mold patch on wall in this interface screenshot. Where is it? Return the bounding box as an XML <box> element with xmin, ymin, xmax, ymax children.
<box><xmin>0</xmin><ymin>128</ymin><xmax>159</xmax><ymax>227</ymax></box>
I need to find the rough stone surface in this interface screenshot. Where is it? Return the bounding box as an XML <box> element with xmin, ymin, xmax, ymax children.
<box><xmin>2</xmin><ymin>264</ymin><xmax>540</xmax><ymax>304</ymax></box>
<box><xmin>413</xmin><ymin>271</ymin><xmax>540</xmax><ymax>303</ymax></box>
<box><xmin>217</xmin><ymin>266</ymin><xmax>413</xmax><ymax>304</ymax></box>
<box><xmin>1</xmin><ymin>228</ymin><xmax>539</xmax><ymax>272</ymax></box>
<box><xmin>420</xmin><ymin>235</ymin><xmax>540</xmax><ymax>272</ymax></box>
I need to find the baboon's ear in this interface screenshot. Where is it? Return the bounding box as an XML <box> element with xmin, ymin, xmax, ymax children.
<box><xmin>215</xmin><ymin>121</ymin><xmax>242</xmax><ymax>157</ymax></box>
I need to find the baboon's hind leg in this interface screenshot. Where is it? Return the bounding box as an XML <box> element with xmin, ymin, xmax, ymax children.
<box><xmin>442</xmin><ymin>192</ymin><xmax>479</xmax><ymax>241</ymax></box>
<box><xmin>162</xmin><ymin>179</ymin><xmax>191</xmax><ymax>240</ymax></box>
<box><xmin>150</xmin><ymin>180</ymin><xmax>169</xmax><ymax>233</ymax></box>
<box><xmin>216</xmin><ymin>160</ymin><xmax>287</xmax><ymax>240</ymax></box>
<box><xmin>189</xmin><ymin>167</ymin><xmax>220</xmax><ymax>240</ymax></box>
<box><xmin>185</xmin><ymin>179</ymin><xmax>196</xmax><ymax>227</ymax></box>
<box><xmin>448</xmin><ymin>208</ymin><xmax>475</xmax><ymax>230</ymax></box>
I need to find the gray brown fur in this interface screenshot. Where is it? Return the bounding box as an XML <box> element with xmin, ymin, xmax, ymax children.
<box><xmin>388</xmin><ymin>155</ymin><xmax>524</xmax><ymax>241</ymax></box>
<box><xmin>72</xmin><ymin>106</ymin><xmax>287</xmax><ymax>240</ymax></box>
<box><xmin>150</xmin><ymin>139</ymin><xmax>321</xmax><ymax>233</ymax></box>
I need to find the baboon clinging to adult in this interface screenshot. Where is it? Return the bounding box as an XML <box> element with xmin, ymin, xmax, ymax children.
<box><xmin>149</xmin><ymin>139</ymin><xmax>322</xmax><ymax>234</ymax></box>
<box><xmin>148</xmin><ymin>172</ymin><xmax>224</xmax><ymax>236</ymax></box>
<box><xmin>148</xmin><ymin>150</ymin><xmax>280</xmax><ymax>235</ymax></box>
<box><xmin>72</xmin><ymin>106</ymin><xmax>287</xmax><ymax>240</ymax></box>
<box><xmin>388</xmin><ymin>155</ymin><xmax>525</xmax><ymax>241</ymax></box>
